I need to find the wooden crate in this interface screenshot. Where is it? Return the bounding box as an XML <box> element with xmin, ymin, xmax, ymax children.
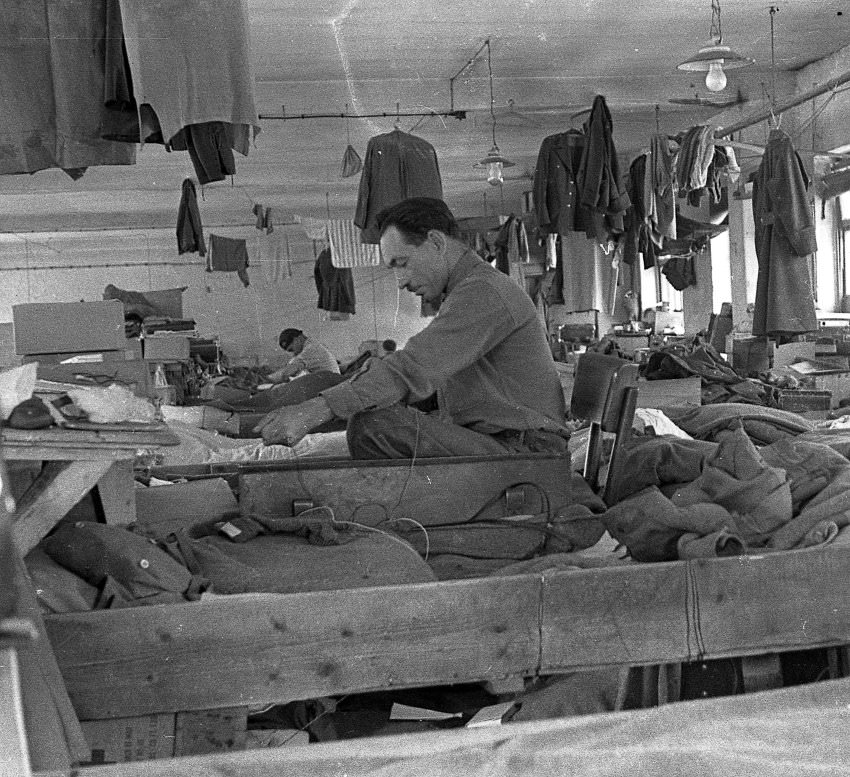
<box><xmin>636</xmin><ymin>376</ymin><xmax>702</xmax><ymax>408</ymax></box>
<box><xmin>775</xmin><ymin>389</ymin><xmax>832</xmax><ymax>413</ymax></box>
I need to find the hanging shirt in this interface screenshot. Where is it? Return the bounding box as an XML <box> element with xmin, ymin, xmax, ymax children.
<box><xmin>354</xmin><ymin>129</ymin><xmax>443</xmax><ymax>244</ymax></box>
<box><xmin>117</xmin><ymin>0</ymin><xmax>260</xmax><ymax>151</ymax></box>
<box><xmin>207</xmin><ymin>234</ymin><xmax>249</xmax><ymax>287</ymax></box>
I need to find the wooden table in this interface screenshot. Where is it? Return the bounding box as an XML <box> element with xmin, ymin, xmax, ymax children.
<box><xmin>1</xmin><ymin>425</ymin><xmax>180</xmax><ymax>558</ymax></box>
<box><xmin>0</xmin><ymin>423</ymin><xmax>179</xmax><ymax>774</ymax></box>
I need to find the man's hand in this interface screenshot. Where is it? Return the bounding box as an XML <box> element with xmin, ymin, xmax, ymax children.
<box><xmin>252</xmin><ymin>396</ymin><xmax>335</xmax><ymax>446</ymax></box>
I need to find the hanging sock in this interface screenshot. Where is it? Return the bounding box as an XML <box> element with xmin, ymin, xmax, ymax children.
<box><xmin>300</xmin><ymin>216</ymin><xmax>328</xmax><ymax>242</ymax></box>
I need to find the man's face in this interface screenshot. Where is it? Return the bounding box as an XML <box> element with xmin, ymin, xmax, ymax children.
<box><xmin>381</xmin><ymin>226</ymin><xmax>449</xmax><ymax>304</ymax></box>
<box><xmin>284</xmin><ymin>334</ymin><xmax>305</xmax><ymax>357</ymax></box>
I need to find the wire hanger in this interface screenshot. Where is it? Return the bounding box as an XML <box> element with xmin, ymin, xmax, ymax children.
<box><xmin>767</xmin><ymin>6</ymin><xmax>782</xmax><ymax>130</ymax></box>
<box><xmin>393</xmin><ymin>103</ymin><xmax>402</xmax><ymax>131</ymax></box>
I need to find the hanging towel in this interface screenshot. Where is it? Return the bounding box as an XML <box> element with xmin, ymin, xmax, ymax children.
<box><xmin>257</xmin><ymin>234</ymin><xmax>286</xmax><ymax>284</ymax></box>
<box><xmin>546</xmin><ymin>233</ymin><xmax>558</xmax><ymax>270</ymax></box>
<box><xmin>300</xmin><ymin>217</ymin><xmax>328</xmax><ymax>242</ymax></box>
<box><xmin>327</xmin><ymin>220</ymin><xmax>381</xmax><ymax>268</ymax></box>
<box><xmin>176</xmin><ymin>179</ymin><xmax>206</xmax><ymax>256</ymax></box>
<box><xmin>208</xmin><ymin>234</ymin><xmax>250</xmax><ymax>287</ymax></box>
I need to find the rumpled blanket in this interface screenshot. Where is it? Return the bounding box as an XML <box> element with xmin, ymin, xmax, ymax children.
<box><xmin>663</xmin><ymin>403</ymin><xmax>814</xmax><ymax>445</ymax></box>
<box><xmin>601</xmin><ymin>424</ymin><xmax>850</xmax><ymax>561</ymax></box>
<box><xmin>606</xmin><ymin>436</ymin><xmax>718</xmax><ymax>504</ymax></box>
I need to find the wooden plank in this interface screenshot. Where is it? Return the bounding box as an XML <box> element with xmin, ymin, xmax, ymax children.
<box><xmin>682</xmin><ymin>540</ymin><xmax>850</xmax><ymax>657</ymax></box>
<box><xmin>239</xmin><ymin>455</ymin><xmax>571</xmax><ymax>527</ymax></box>
<box><xmin>541</xmin><ymin>562</ymin><xmax>692</xmax><ymax>672</ymax></box>
<box><xmin>12</xmin><ymin>460</ymin><xmax>113</xmax><ymax>556</ymax></box>
<box><xmin>0</xmin><ymin>426</ymin><xmax>179</xmax><ymax>462</ymax></box>
<box><xmin>0</xmin><ymin>647</ymin><xmax>32</xmax><ymax>777</ymax></box>
<box><xmin>15</xmin><ymin>554</ymin><xmax>89</xmax><ymax>772</ymax></box>
<box><xmin>96</xmin><ymin>461</ymin><xmax>136</xmax><ymax>527</ymax></box>
<box><xmin>542</xmin><ymin>536</ymin><xmax>850</xmax><ymax>672</ymax></box>
<box><xmin>45</xmin><ymin>575</ymin><xmax>542</xmax><ymax>719</ymax></box>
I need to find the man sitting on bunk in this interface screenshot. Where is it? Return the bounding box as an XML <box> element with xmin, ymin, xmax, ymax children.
<box><xmin>253</xmin><ymin>197</ymin><xmax>569</xmax><ymax>458</ymax></box>
<box><xmin>265</xmin><ymin>327</ymin><xmax>340</xmax><ymax>384</ymax></box>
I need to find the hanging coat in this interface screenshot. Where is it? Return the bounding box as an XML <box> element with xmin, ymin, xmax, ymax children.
<box><xmin>576</xmin><ymin>95</ymin><xmax>631</xmax><ymax>244</ymax></box>
<box><xmin>354</xmin><ymin>129</ymin><xmax>443</xmax><ymax>244</ymax></box>
<box><xmin>532</xmin><ymin>129</ymin><xmax>589</xmax><ymax>234</ymax></box>
<box><xmin>751</xmin><ymin>129</ymin><xmax>818</xmax><ymax>338</ymax></box>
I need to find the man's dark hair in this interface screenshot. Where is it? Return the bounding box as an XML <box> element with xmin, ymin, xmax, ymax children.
<box><xmin>376</xmin><ymin>197</ymin><xmax>459</xmax><ymax>244</ymax></box>
<box><xmin>278</xmin><ymin>328</ymin><xmax>303</xmax><ymax>349</ymax></box>
<box><xmin>381</xmin><ymin>339</ymin><xmax>397</xmax><ymax>352</ymax></box>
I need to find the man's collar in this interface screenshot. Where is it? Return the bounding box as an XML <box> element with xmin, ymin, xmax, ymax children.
<box><xmin>445</xmin><ymin>248</ymin><xmax>484</xmax><ymax>296</ymax></box>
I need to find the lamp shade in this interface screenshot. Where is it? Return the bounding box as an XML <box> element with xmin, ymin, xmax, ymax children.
<box><xmin>477</xmin><ymin>144</ymin><xmax>515</xmax><ymax>186</ymax></box>
<box><xmin>677</xmin><ymin>43</ymin><xmax>753</xmax><ymax>72</ymax></box>
<box><xmin>677</xmin><ymin>43</ymin><xmax>752</xmax><ymax>93</ymax></box>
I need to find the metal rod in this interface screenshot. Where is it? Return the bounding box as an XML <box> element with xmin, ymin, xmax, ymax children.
<box><xmin>714</xmin><ymin>68</ymin><xmax>850</xmax><ymax>138</ymax></box>
<box><xmin>258</xmin><ymin>109</ymin><xmax>467</xmax><ymax>121</ymax></box>
<box><xmin>448</xmin><ymin>38</ymin><xmax>490</xmax><ymax>112</ymax></box>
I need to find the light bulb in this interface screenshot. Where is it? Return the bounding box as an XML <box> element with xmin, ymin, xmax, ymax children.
<box><xmin>487</xmin><ymin>160</ymin><xmax>504</xmax><ymax>186</ymax></box>
<box><xmin>705</xmin><ymin>61</ymin><xmax>727</xmax><ymax>92</ymax></box>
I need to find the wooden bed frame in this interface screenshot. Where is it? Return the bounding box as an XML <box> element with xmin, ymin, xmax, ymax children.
<box><xmin>39</xmin><ymin>527</ymin><xmax>850</xmax><ymax>774</ymax></box>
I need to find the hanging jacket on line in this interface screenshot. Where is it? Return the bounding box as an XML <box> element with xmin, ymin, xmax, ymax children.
<box><xmin>354</xmin><ymin>129</ymin><xmax>443</xmax><ymax>244</ymax></box>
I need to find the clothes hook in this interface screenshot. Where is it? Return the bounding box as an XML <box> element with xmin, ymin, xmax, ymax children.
<box><xmin>394</xmin><ymin>102</ymin><xmax>401</xmax><ymax>130</ymax></box>
<box><xmin>655</xmin><ymin>104</ymin><xmax>661</xmax><ymax>134</ymax></box>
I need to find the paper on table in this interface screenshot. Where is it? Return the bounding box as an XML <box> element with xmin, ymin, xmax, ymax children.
<box><xmin>389</xmin><ymin>703</ymin><xmax>463</xmax><ymax>721</ymax></box>
<box><xmin>466</xmin><ymin>702</ymin><xmax>518</xmax><ymax>728</ymax></box>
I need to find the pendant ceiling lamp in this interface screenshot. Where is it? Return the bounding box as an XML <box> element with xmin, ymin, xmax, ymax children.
<box><xmin>677</xmin><ymin>0</ymin><xmax>753</xmax><ymax>93</ymax></box>
<box><xmin>476</xmin><ymin>39</ymin><xmax>515</xmax><ymax>186</ymax></box>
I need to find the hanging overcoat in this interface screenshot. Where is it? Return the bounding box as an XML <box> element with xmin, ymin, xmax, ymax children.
<box><xmin>751</xmin><ymin>129</ymin><xmax>818</xmax><ymax>337</ymax></box>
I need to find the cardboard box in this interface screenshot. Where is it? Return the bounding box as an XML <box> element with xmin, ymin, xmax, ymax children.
<box><xmin>144</xmin><ymin>335</ymin><xmax>191</xmax><ymax>361</ymax></box>
<box><xmin>174</xmin><ymin>707</ymin><xmax>247</xmax><ymax>756</ymax></box>
<box><xmin>80</xmin><ymin>714</ymin><xmax>175</xmax><ymax>764</ymax></box>
<box><xmin>13</xmin><ymin>301</ymin><xmax>125</xmax><ymax>355</ymax></box>
<box><xmin>636</xmin><ymin>376</ymin><xmax>702</xmax><ymax>409</ymax></box>
<box><xmin>810</xmin><ymin>371</ymin><xmax>850</xmax><ymax>407</ymax></box>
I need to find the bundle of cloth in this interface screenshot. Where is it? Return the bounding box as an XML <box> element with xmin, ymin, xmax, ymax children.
<box><xmin>600</xmin><ymin>423</ymin><xmax>850</xmax><ymax>562</ymax></box>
